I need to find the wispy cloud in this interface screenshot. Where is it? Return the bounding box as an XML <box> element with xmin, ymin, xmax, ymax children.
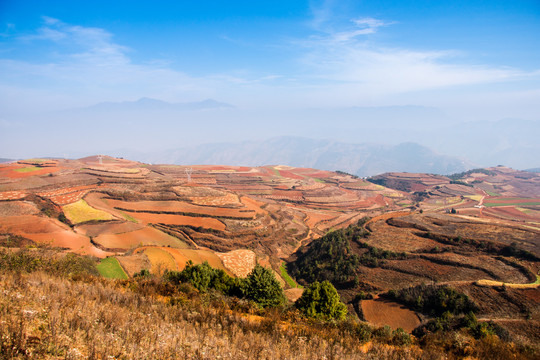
<box><xmin>298</xmin><ymin>7</ymin><xmax>538</xmax><ymax>102</ymax></box>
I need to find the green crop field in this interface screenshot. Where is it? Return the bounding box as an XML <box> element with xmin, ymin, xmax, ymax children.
<box><xmin>97</xmin><ymin>257</ymin><xmax>128</xmax><ymax>279</ymax></box>
<box><xmin>280</xmin><ymin>261</ymin><xmax>302</xmax><ymax>289</ymax></box>
<box><xmin>63</xmin><ymin>199</ymin><xmax>115</xmax><ymax>224</ymax></box>
<box><xmin>14</xmin><ymin>166</ymin><xmax>40</xmax><ymax>173</ymax></box>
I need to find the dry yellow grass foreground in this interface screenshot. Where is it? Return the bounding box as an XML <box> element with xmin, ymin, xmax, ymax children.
<box><xmin>0</xmin><ymin>271</ymin><xmax>425</xmax><ymax>359</ymax></box>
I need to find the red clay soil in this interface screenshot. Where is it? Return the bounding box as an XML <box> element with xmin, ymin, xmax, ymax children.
<box><xmin>0</xmin><ymin>215</ymin><xmax>110</xmax><ymax>258</ymax></box>
<box><xmin>93</xmin><ymin>226</ymin><xmax>188</xmax><ymax>250</ymax></box>
<box><xmin>0</xmin><ymin>201</ymin><xmax>40</xmax><ymax>216</ymax></box>
<box><xmin>0</xmin><ymin>191</ymin><xmax>27</xmax><ymax>201</ymax></box>
<box><xmin>483</xmin><ymin>206</ymin><xmax>540</xmax><ymax>222</ymax></box>
<box><xmin>76</xmin><ymin>221</ymin><xmax>143</xmax><ymax>237</ymax></box>
<box><xmin>124</xmin><ymin>211</ymin><xmax>226</xmax><ymax>231</ymax></box>
<box><xmin>240</xmin><ymin>196</ymin><xmax>267</xmax><ymax>215</ymax></box>
<box><xmin>361</xmin><ymin>297</ymin><xmax>421</xmax><ymax>332</ymax></box>
<box><xmin>0</xmin><ymin>165</ymin><xmax>62</xmax><ymax>178</ymax></box>
<box><xmin>485</xmin><ymin>197</ymin><xmax>540</xmax><ymax>204</ymax></box>
<box><xmin>106</xmin><ymin>198</ymin><xmax>256</xmax><ymax>219</ymax></box>
<box><xmin>278</xmin><ymin>170</ymin><xmax>304</xmax><ymax>180</ymax></box>
<box><xmin>301</xmin><ymin>210</ymin><xmax>337</xmax><ymax>228</ymax></box>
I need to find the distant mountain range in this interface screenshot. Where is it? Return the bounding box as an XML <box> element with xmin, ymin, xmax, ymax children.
<box><xmin>128</xmin><ymin>137</ymin><xmax>473</xmax><ymax>177</ymax></box>
<box><xmin>70</xmin><ymin>97</ymin><xmax>234</xmax><ymax>113</ymax></box>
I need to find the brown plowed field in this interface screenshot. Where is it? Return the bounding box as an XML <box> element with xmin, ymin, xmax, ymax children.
<box><xmin>189</xmin><ymin>192</ymin><xmax>240</xmax><ymax>206</ymax></box>
<box><xmin>0</xmin><ymin>201</ymin><xmax>39</xmax><ymax>216</ymax></box>
<box><xmin>116</xmin><ymin>253</ymin><xmax>151</xmax><ymax>276</ymax></box>
<box><xmin>216</xmin><ymin>249</ymin><xmax>256</xmax><ymax>277</ymax></box>
<box><xmin>361</xmin><ymin>297</ymin><xmax>421</xmax><ymax>332</ymax></box>
<box><xmin>484</xmin><ymin>206</ymin><xmax>540</xmax><ymax>222</ymax></box>
<box><xmin>302</xmin><ymin>210</ymin><xmax>337</xmax><ymax>228</ymax></box>
<box><xmin>123</xmin><ymin>211</ymin><xmax>226</xmax><ymax>231</ymax></box>
<box><xmin>76</xmin><ymin>221</ymin><xmax>144</xmax><ymax>237</ymax></box>
<box><xmin>106</xmin><ymin>198</ymin><xmax>256</xmax><ymax>219</ymax></box>
<box><xmin>93</xmin><ymin>226</ymin><xmax>189</xmax><ymax>251</ymax></box>
<box><xmin>240</xmin><ymin>196</ymin><xmax>267</xmax><ymax>215</ymax></box>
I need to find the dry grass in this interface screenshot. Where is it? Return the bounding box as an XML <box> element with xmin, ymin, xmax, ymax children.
<box><xmin>0</xmin><ymin>271</ymin><xmax>426</xmax><ymax>360</ymax></box>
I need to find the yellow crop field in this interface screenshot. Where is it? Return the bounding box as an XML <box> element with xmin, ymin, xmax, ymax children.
<box><xmin>62</xmin><ymin>199</ymin><xmax>115</xmax><ymax>224</ymax></box>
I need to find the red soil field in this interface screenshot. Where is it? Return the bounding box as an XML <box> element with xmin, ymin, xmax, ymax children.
<box><xmin>134</xmin><ymin>247</ymin><xmax>229</xmax><ymax>274</ymax></box>
<box><xmin>38</xmin><ymin>185</ymin><xmax>99</xmax><ymax>197</ymax></box>
<box><xmin>240</xmin><ymin>196</ymin><xmax>267</xmax><ymax>215</ymax></box>
<box><xmin>0</xmin><ymin>201</ymin><xmax>39</xmax><ymax>216</ymax></box>
<box><xmin>484</xmin><ymin>197</ymin><xmax>540</xmax><ymax>204</ymax></box>
<box><xmin>93</xmin><ymin>226</ymin><xmax>188</xmax><ymax>250</ymax></box>
<box><xmin>301</xmin><ymin>210</ymin><xmax>337</xmax><ymax>228</ymax></box>
<box><xmin>123</xmin><ymin>211</ymin><xmax>227</xmax><ymax>231</ymax></box>
<box><xmin>0</xmin><ymin>191</ymin><xmax>27</xmax><ymax>201</ymax></box>
<box><xmin>106</xmin><ymin>199</ymin><xmax>256</xmax><ymax>219</ymax></box>
<box><xmin>0</xmin><ymin>164</ymin><xmax>62</xmax><ymax>178</ymax></box>
<box><xmin>76</xmin><ymin>221</ymin><xmax>144</xmax><ymax>237</ymax></box>
<box><xmin>361</xmin><ymin>297</ymin><xmax>421</xmax><ymax>332</ymax></box>
<box><xmin>277</xmin><ymin>170</ymin><xmax>304</xmax><ymax>180</ymax></box>
<box><xmin>483</xmin><ymin>207</ymin><xmax>540</xmax><ymax>222</ymax></box>
<box><xmin>0</xmin><ymin>215</ymin><xmax>110</xmax><ymax>258</ymax></box>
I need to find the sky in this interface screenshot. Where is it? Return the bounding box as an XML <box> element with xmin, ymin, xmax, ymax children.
<box><xmin>0</xmin><ymin>0</ymin><xmax>539</xmax><ymax>160</ymax></box>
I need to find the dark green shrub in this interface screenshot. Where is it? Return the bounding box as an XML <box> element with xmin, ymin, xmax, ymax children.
<box><xmin>242</xmin><ymin>264</ymin><xmax>286</xmax><ymax>308</ymax></box>
<box><xmin>295</xmin><ymin>280</ymin><xmax>347</xmax><ymax>321</ymax></box>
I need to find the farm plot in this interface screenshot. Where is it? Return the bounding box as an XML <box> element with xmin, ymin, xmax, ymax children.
<box><xmin>105</xmin><ymin>198</ymin><xmax>256</xmax><ymax>219</ymax></box>
<box><xmin>97</xmin><ymin>257</ymin><xmax>128</xmax><ymax>279</ymax></box>
<box><xmin>0</xmin><ymin>163</ymin><xmax>62</xmax><ymax>178</ymax></box>
<box><xmin>383</xmin><ymin>258</ymin><xmax>498</xmax><ymax>283</ymax></box>
<box><xmin>216</xmin><ymin>249</ymin><xmax>256</xmax><ymax>277</ymax></box>
<box><xmin>483</xmin><ymin>206</ymin><xmax>540</xmax><ymax>223</ymax></box>
<box><xmin>364</xmin><ymin>218</ymin><xmax>439</xmax><ymax>252</ymax></box>
<box><xmin>121</xmin><ymin>211</ymin><xmax>226</xmax><ymax>231</ymax></box>
<box><xmin>240</xmin><ymin>196</ymin><xmax>267</xmax><ymax>214</ymax></box>
<box><xmin>300</xmin><ymin>209</ymin><xmax>337</xmax><ymax>229</ymax></box>
<box><xmin>76</xmin><ymin>221</ymin><xmax>144</xmax><ymax>237</ymax></box>
<box><xmin>0</xmin><ymin>191</ymin><xmax>27</xmax><ymax>200</ymax></box>
<box><xmin>62</xmin><ymin>199</ymin><xmax>115</xmax><ymax>224</ymax></box>
<box><xmin>39</xmin><ymin>184</ymin><xmax>99</xmax><ymax>205</ymax></box>
<box><xmin>361</xmin><ymin>297</ymin><xmax>421</xmax><ymax>332</ymax></box>
<box><xmin>421</xmin><ymin>253</ymin><xmax>529</xmax><ymax>284</ymax></box>
<box><xmin>484</xmin><ymin>197</ymin><xmax>540</xmax><ymax>207</ymax></box>
<box><xmin>0</xmin><ymin>201</ymin><xmax>39</xmax><ymax>216</ymax></box>
<box><xmin>189</xmin><ymin>192</ymin><xmax>241</xmax><ymax>207</ymax></box>
<box><xmin>134</xmin><ymin>246</ymin><xmax>229</xmax><ymax>274</ymax></box>
<box><xmin>0</xmin><ymin>215</ymin><xmax>110</xmax><ymax>258</ymax></box>
<box><xmin>137</xmin><ymin>247</ymin><xmax>178</xmax><ymax>274</ymax></box>
<box><xmin>93</xmin><ymin>226</ymin><xmax>189</xmax><ymax>251</ymax></box>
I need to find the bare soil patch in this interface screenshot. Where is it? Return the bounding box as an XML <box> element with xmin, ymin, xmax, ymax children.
<box><xmin>216</xmin><ymin>249</ymin><xmax>256</xmax><ymax>278</ymax></box>
<box><xmin>361</xmin><ymin>297</ymin><xmax>421</xmax><ymax>332</ymax></box>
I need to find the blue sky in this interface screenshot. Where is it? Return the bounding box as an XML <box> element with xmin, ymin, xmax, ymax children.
<box><xmin>0</xmin><ymin>0</ymin><xmax>539</xmax><ymax>158</ymax></box>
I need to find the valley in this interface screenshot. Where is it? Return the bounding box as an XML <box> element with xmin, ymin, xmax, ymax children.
<box><xmin>1</xmin><ymin>156</ymin><xmax>539</xmax><ymax>357</ymax></box>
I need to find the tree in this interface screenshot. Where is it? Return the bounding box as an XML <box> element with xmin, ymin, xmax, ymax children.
<box><xmin>295</xmin><ymin>280</ymin><xmax>347</xmax><ymax>321</ymax></box>
<box><xmin>243</xmin><ymin>264</ymin><xmax>286</xmax><ymax>308</ymax></box>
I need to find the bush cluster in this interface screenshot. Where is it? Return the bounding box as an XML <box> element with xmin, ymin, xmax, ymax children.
<box><xmin>386</xmin><ymin>284</ymin><xmax>476</xmax><ymax>317</ymax></box>
<box><xmin>166</xmin><ymin>262</ymin><xmax>285</xmax><ymax>308</ymax></box>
